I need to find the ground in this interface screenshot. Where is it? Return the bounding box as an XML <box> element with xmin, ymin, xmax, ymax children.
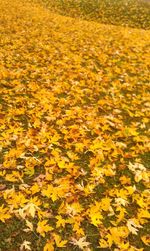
<box><xmin>0</xmin><ymin>0</ymin><xmax>150</xmax><ymax>250</ymax></box>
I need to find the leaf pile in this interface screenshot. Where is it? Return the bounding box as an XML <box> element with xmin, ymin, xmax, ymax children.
<box><xmin>0</xmin><ymin>0</ymin><xmax>150</xmax><ymax>250</ymax></box>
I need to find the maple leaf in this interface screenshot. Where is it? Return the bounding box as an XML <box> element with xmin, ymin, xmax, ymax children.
<box><xmin>90</xmin><ymin>211</ymin><xmax>103</xmax><ymax>227</ymax></box>
<box><xmin>19</xmin><ymin>203</ymin><xmax>39</xmax><ymax>218</ymax></box>
<box><xmin>116</xmin><ymin>208</ymin><xmax>126</xmax><ymax>224</ymax></box>
<box><xmin>44</xmin><ymin>240</ymin><xmax>54</xmax><ymax>251</ymax></box>
<box><xmin>118</xmin><ymin>241</ymin><xmax>130</xmax><ymax>250</ymax></box>
<box><xmin>56</xmin><ymin>215</ymin><xmax>66</xmax><ymax>228</ymax></box>
<box><xmin>53</xmin><ymin>234</ymin><xmax>68</xmax><ymax>247</ymax></box>
<box><xmin>42</xmin><ymin>184</ymin><xmax>58</xmax><ymax>202</ymax></box>
<box><xmin>141</xmin><ymin>235</ymin><xmax>150</xmax><ymax>246</ymax></box>
<box><xmin>23</xmin><ymin>220</ymin><xmax>33</xmax><ymax>232</ymax></box>
<box><xmin>20</xmin><ymin>240</ymin><xmax>31</xmax><ymax>251</ymax></box>
<box><xmin>127</xmin><ymin>219</ymin><xmax>143</xmax><ymax>235</ymax></box>
<box><xmin>66</xmin><ymin>202</ymin><xmax>83</xmax><ymax>216</ymax></box>
<box><xmin>114</xmin><ymin>198</ymin><xmax>129</xmax><ymax>207</ymax></box>
<box><xmin>70</xmin><ymin>237</ymin><xmax>91</xmax><ymax>250</ymax></box>
<box><xmin>25</xmin><ymin>203</ymin><xmax>37</xmax><ymax>218</ymax></box>
<box><xmin>88</xmin><ymin>202</ymin><xmax>103</xmax><ymax>226</ymax></box>
<box><xmin>99</xmin><ymin>239</ymin><xmax>109</xmax><ymax>248</ymax></box>
<box><xmin>37</xmin><ymin>220</ymin><xmax>53</xmax><ymax>237</ymax></box>
<box><xmin>0</xmin><ymin>205</ymin><xmax>11</xmax><ymax>222</ymax></box>
<box><xmin>73</xmin><ymin>221</ymin><xmax>85</xmax><ymax>236</ymax></box>
<box><xmin>100</xmin><ymin>197</ymin><xmax>111</xmax><ymax>211</ymax></box>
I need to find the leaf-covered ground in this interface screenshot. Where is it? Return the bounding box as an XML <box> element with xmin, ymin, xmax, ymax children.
<box><xmin>0</xmin><ymin>0</ymin><xmax>150</xmax><ymax>250</ymax></box>
<box><xmin>39</xmin><ymin>0</ymin><xmax>150</xmax><ymax>29</ymax></box>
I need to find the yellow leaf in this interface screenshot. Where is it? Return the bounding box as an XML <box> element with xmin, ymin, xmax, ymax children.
<box><xmin>91</xmin><ymin>211</ymin><xmax>103</xmax><ymax>226</ymax></box>
<box><xmin>99</xmin><ymin>239</ymin><xmax>109</xmax><ymax>248</ymax></box>
<box><xmin>66</xmin><ymin>202</ymin><xmax>83</xmax><ymax>216</ymax></box>
<box><xmin>22</xmin><ymin>203</ymin><xmax>38</xmax><ymax>218</ymax></box>
<box><xmin>43</xmin><ymin>240</ymin><xmax>54</xmax><ymax>251</ymax></box>
<box><xmin>106</xmin><ymin>234</ymin><xmax>113</xmax><ymax>247</ymax></box>
<box><xmin>53</xmin><ymin>234</ymin><xmax>67</xmax><ymax>247</ymax></box>
<box><xmin>88</xmin><ymin>202</ymin><xmax>103</xmax><ymax>226</ymax></box>
<box><xmin>42</xmin><ymin>185</ymin><xmax>58</xmax><ymax>202</ymax></box>
<box><xmin>0</xmin><ymin>205</ymin><xmax>11</xmax><ymax>222</ymax></box>
<box><xmin>56</xmin><ymin>215</ymin><xmax>66</xmax><ymax>228</ymax></box>
<box><xmin>28</xmin><ymin>203</ymin><xmax>36</xmax><ymax>218</ymax></box>
<box><xmin>119</xmin><ymin>241</ymin><xmax>130</xmax><ymax>249</ymax></box>
<box><xmin>30</xmin><ymin>183</ymin><xmax>40</xmax><ymax>195</ymax></box>
<box><xmin>73</xmin><ymin>222</ymin><xmax>84</xmax><ymax>236</ymax></box>
<box><xmin>37</xmin><ymin>220</ymin><xmax>53</xmax><ymax>237</ymax></box>
<box><xmin>100</xmin><ymin>197</ymin><xmax>111</xmax><ymax>211</ymax></box>
<box><xmin>141</xmin><ymin>235</ymin><xmax>150</xmax><ymax>246</ymax></box>
<box><xmin>116</xmin><ymin>209</ymin><xmax>125</xmax><ymax>224</ymax></box>
<box><xmin>57</xmin><ymin>160</ymin><xmax>66</xmax><ymax>169</ymax></box>
<box><xmin>24</xmin><ymin>166</ymin><xmax>35</xmax><ymax>177</ymax></box>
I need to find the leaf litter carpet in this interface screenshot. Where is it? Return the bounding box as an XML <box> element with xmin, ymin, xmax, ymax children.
<box><xmin>0</xmin><ymin>0</ymin><xmax>150</xmax><ymax>250</ymax></box>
